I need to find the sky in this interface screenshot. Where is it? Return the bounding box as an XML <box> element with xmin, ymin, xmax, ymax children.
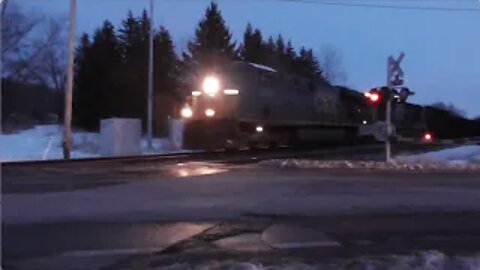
<box><xmin>15</xmin><ymin>0</ymin><xmax>480</xmax><ymax>117</ymax></box>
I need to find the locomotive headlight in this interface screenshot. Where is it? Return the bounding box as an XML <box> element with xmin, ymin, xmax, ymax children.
<box><xmin>205</xmin><ymin>108</ymin><xmax>215</xmax><ymax>117</ymax></box>
<box><xmin>181</xmin><ymin>106</ymin><xmax>193</xmax><ymax>118</ymax></box>
<box><xmin>224</xmin><ymin>89</ymin><xmax>239</xmax><ymax>95</ymax></box>
<box><xmin>192</xmin><ymin>91</ymin><xmax>202</xmax><ymax>97</ymax></box>
<box><xmin>203</xmin><ymin>76</ymin><xmax>220</xmax><ymax>96</ymax></box>
<box><xmin>256</xmin><ymin>126</ymin><xmax>264</xmax><ymax>133</ymax></box>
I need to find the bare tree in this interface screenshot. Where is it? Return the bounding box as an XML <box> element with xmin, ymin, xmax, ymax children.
<box><xmin>2</xmin><ymin>3</ymin><xmax>66</xmax><ymax>90</ymax></box>
<box><xmin>30</xmin><ymin>18</ymin><xmax>67</xmax><ymax>91</ymax></box>
<box><xmin>1</xmin><ymin>2</ymin><xmax>43</xmax><ymax>80</ymax></box>
<box><xmin>318</xmin><ymin>44</ymin><xmax>347</xmax><ymax>85</ymax></box>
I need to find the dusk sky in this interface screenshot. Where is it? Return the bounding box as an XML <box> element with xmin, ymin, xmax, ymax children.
<box><xmin>17</xmin><ymin>0</ymin><xmax>480</xmax><ymax>117</ymax></box>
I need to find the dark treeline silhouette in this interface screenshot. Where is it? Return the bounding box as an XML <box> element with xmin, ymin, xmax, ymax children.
<box><xmin>73</xmin><ymin>2</ymin><xmax>325</xmax><ymax>133</ymax></box>
<box><xmin>73</xmin><ymin>11</ymin><xmax>179</xmax><ymax>134</ymax></box>
<box><xmin>2</xmin><ymin>2</ymin><xmax>323</xmax><ymax>135</ymax></box>
<box><xmin>2</xmin><ymin>79</ymin><xmax>63</xmax><ymax>131</ymax></box>
<box><xmin>239</xmin><ymin>23</ymin><xmax>324</xmax><ymax>81</ymax></box>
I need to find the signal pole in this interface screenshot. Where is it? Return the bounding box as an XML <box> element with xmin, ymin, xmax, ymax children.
<box><xmin>147</xmin><ymin>0</ymin><xmax>154</xmax><ymax>149</ymax></box>
<box><xmin>385</xmin><ymin>57</ymin><xmax>393</xmax><ymax>163</ymax></box>
<box><xmin>385</xmin><ymin>52</ymin><xmax>405</xmax><ymax>163</ymax></box>
<box><xmin>63</xmin><ymin>0</ymin><xmax>77</xmax><ymax>159</ymax></box>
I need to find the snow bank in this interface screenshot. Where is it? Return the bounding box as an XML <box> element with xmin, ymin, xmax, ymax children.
<box><xmin>260</xmin><ymin>146</ymin><xmax>480</xmax><ymax>171</ymax></box>
<box><xmin>0</xmin><ymin>125</ymin><xmax>98</xmax><ymax>161</ymax></box>
<box><xmin>260</xmin><ymin>159</ymin><xmax>480</xmax><ymax>171</ymax></box>
<box><xmin>396</xmin><ymin>145</ymin><xmax>480</xmax><ymax>165</ymax></box>
<box><xmin>155</xmin><ymin>251</ymin><xmax>480</xmax><ymax>269</ymax></box>
<box><xmin>0</xmin><ymin>125</ymin><xmax>186</xmax><ymax>162</ymax></box>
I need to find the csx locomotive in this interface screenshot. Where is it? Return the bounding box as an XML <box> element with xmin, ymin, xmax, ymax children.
<box><xmin>180</xmin><ymin>61</ymin><xmax>372</xmax><ymax>149</ymax></box>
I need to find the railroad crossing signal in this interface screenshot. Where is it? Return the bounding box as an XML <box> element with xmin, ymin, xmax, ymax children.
<box><xmin>388</xmin><ymin>52</ymin><xmax>405</xmax><ymax>87</ymax></box>
<box><xmin>398</xmin><ymin>87</ymin><xmax>415</xmax><ymax>103</ymax></box>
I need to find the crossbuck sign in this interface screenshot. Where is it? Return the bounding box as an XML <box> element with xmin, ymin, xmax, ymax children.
<box><xmin>388</xmin><ymin>52</ymin><xmax>405</xmax><ymax>87</ymax></box>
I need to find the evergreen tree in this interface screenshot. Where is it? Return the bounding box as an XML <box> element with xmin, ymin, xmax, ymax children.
<box><xmin>117</xmin><ymin>10</ymin><xmax>150</xmax><ymax>126</ymax></box>
<box><xmin>275</xmin><ymin>34</ymin><xmax>286</xmax><ymax>58</ymax></box>
<box><xmin>73</xmin><ymin>33</ymin><xmax>93</xmax><ymax>128</ymax></box>
<box><xmin>73</xmin><ymin>21</ymin><xmax>122</xmax><ymax>130</ymax></box>
<box><xmin>153</xmin><ymin>26</ymin><xmax>180</xmax><ymax>135</ymax></box>
<box><xmin>295</xmin><ymin>47</ymin><xmax>323</xmax><ymax>81</ymax></box>
<box><xmin>239</xmin><ymin>23</ymin><xmax>264</xmax><ymax>64</ymax></box>
<box><xmin>184</xmin><ymin>2</ymin><xmax>236</xmax><ymax>74</ymax></box>
<box><xmin>284</xmin><ymin>39</ymin><xmax>296</xmax><ymax>72</ymax></box>
<box><xmin>263</xmin><ymin>36</ymin><xmax>278</xmax><ymax>68</ymax></box>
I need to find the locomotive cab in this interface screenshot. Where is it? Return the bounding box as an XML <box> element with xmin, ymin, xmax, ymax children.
<box><xmin>181</xmin><ymin>62</ymin><xmax>258</xmax><ymax>149</ymax></box>
<box><xmin>181</xmin><ymin>61</ymin><xmax>358</xmax><ymax>150</ymax></box>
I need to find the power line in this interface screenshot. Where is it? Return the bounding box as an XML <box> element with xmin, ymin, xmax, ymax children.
<box><xmin>273</xmin><ymin>0</ymin><xmax>480</xmax><ymax>12</ymax></box>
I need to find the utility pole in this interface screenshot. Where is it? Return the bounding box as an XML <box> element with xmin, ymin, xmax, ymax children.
<box><xmin>63</xmin><ymin>0</ymin><xmax>77</xmax><ymax>159</ymax></box>
<box><xmin>147</xmin><ymin>0</ymin><xmax>154</xmax><ymax>149</ymax></box>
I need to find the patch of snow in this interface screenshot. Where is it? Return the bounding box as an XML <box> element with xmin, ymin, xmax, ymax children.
<box><xmin>0</xmin><ymin>125</ymin><xmax>99</xmax><ymax>161</ymax></box>
<box><xmin>258</xmin><ymin>146</ymin><xmax>480</xmax><ymax>171</ymax></box>
<box><xmin>153</xmin><ymin>251</ymin><xmax>480</xmax><ymax>269</ymax></box>
<box><xmin>249</xmin><ymin>62</ymin><xmax>277</xmax><ymax>73</ymax></box>
<box><xmin>141</xmin><ymin>138</ymin><xmax>174</xmax><ymax>154</ymax></box>
<box><xmin>259</xmin><ymin>159</ymin><xmax>480</xmax><ymax>171</ymax></box>
<box><xmin>0</xmin><ymin>125</ymin><xmax>190</xmax><ymax>162</ymax></box>
<box><xmin>396</xmin><ymin>145</ymin><xmax>480</xmax><ymax>165</ymax></box>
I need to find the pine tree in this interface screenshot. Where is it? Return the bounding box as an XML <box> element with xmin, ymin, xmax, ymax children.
<box><xmin>153</xmin><ymin>26</ymin><xmax>180</xmax><ymax>135</ymax></box>
<box><xmin>73</xmin><ymin>33</ymin><xmax>93</xmax><ymax>129</ymax></box>
<box><xmin>284</xmin><ymin>40</ymin><xmax>296</xmax><ymax>72</ymax></box>
<box><xmin>263</xmin><ymin>36</ymin><xmax>278</xmax><ymax>68</ymax></box>
<box><xmin>239</xmin><ymin>23</ymin><xmax>264</xmax><ymax>64</ymax></box>
<box><xmin>294</xmin><ymin>47</ymin><xmax>319</xmax><ymax>80</ymax></box>
<box><xmin>117</xmin><ymin>10</ymin><xmax>150</xmax><ymax>127</ymax></box>
<box><xmin>184</xmin><ymin>2</ymin><xmax>236</xmax><ymax>74</ymax></box>
<box><xmin>73</xmin><ymin>21</ymin><xmax>122</xmax><ymax>130</ymax></box>
<box><xmin>275</xmin><ymin>35</ymin><xmax>286</xmax><ymax>58</ymax></box>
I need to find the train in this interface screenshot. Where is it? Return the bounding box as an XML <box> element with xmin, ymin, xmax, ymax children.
<box><xmin>179</xmin><ymin>61</ymin><xmax>479</xmax><ymax>150</ymax></box>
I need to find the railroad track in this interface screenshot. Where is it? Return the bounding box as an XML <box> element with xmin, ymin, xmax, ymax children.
<box><xmin>1</xmin><ymin>142</ymin><xmax>453</xmax><ymax>194</ymax></box>
<box><xmin>1</xmin><ymin>141</ymin><xmax>450</xmax><ymax>168</ymax></box>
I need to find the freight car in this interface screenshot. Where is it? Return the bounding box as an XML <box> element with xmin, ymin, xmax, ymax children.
<box><xmin>180</xmin><ymin>61</ymin><xmax>369</xmax><ymax>149</ymax></box>
<box><xmin>395</xmin><ymin>103</ymin><xmax>480</xmax><ymax>140</ymax></box>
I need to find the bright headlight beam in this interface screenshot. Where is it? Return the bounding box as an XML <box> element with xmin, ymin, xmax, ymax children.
<box><xmin>224</xmin><ymin>89</ymin><xmax>239</xmax><ymax>95</ymax></box>
<box><xmin>181</xmin><ymin>107</ymin><xmax>193</xmax><ymax>118</ymax></box>
<box><xmin>192</xmin><ymin>91</ymin><xmax>201</xmax><ymax>97</ymax></box>
<box><xmin>203</xmin><ymin>76</ymin><xmax>220</xmax><ymax>96</ymax></box>
<box><xmin>205</xmin><ymin>108</ymin><xmax>215</xmax><ymax>117</ymax></box>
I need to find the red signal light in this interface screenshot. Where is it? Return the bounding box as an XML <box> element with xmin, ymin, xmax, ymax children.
<box><xmin>365</xmin><ymin>90</ymin><xmax>381</xmax><ymax>103</ymax></box>
<box><xmin>423</xmin><ymin>132</ymin><xmax>433</xmax><ymax>142</ymax></box>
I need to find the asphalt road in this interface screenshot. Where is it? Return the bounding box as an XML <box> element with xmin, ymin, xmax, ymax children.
<box><xmin>4</xmin><ymin>212</ymin><xmax>480</xmax><ymax>269</ymax></box>
<box><xmin>2</xmin><ymin>147</ymin><xmax>480</xmax><ymax>269</ymax></box>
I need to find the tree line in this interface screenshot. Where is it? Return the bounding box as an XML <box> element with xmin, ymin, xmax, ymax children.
<box><xmin>4</xmin><ymin>1</ymin><xmax>475</xmax><ymax>133</ymax></box>
<box><xmin>73</xmin><ymin>2</ymin><xmax>326</xmax><ymax>133</ymax></box>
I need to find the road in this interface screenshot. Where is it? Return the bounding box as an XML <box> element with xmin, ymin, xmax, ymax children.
<box><xmin>2</xmin><ymin>152</ymin><xmax>480</xmax><ymax>269</ymax></box>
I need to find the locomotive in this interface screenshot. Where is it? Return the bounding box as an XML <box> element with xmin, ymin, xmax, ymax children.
<box><xmin>180</xmin><ymin>61</ymin><xmax>371</xmax><ymax>149</ymax></box>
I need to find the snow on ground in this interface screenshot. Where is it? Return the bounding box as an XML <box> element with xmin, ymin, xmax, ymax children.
<box><xmin>0</xmin><ymin>125</ymin><xmax>181</xmax><ymax>162</ymax></box>
<box><xmin>156</xmin><ymin>251</ymin><xmax>480</xmax><ymax>269</ymax></box>
<box><xmin>395</xmin><ymin>145</ymin><xmax>480</xmax><ymax>165</ymax></box>
<box><xmin>0</xmin><ymin>125</ymin><xmax>98</xmax><ymax>161</ymax></box>
<box><xmin>261</xmin><ymin>145</ymin><xmax>480</xmax><ymax>171</ymax></box>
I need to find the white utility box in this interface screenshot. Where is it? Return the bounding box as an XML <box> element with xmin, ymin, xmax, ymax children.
<box><xmin>100</xmin><ymin>118</ymin><xmax>141</xmax><ymax>157</ymax></box>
